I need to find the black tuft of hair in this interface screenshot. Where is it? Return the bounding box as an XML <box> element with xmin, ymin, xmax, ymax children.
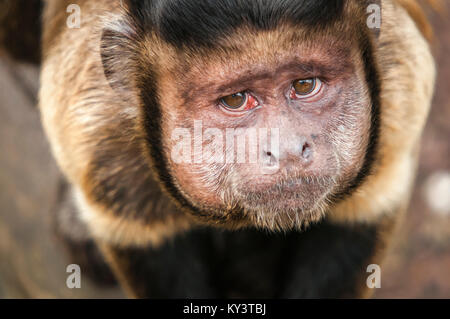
<box><xmin>126</xmin><ymin>0</ymin><xmax>345</xmax><ymax>48</ymax></box>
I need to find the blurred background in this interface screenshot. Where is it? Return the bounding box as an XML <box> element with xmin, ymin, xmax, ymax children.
<box><xmin>0</xmin><ymin>4</ymin><xmax>449</xmax><ymax>298</ymax></box>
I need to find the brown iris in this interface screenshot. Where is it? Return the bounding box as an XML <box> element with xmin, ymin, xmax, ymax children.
<box><xmin>293</xmin><ymin>78</ymin><xmax>316</xmax><ymax>95</ymax></box>
<box><xmin>220</xmin><ymin>92</ymin><xmax>246</xmax><ymax>109</ymax></box>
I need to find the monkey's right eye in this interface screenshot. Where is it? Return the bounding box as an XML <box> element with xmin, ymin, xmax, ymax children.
<box><xmin>219</xmin><ymin>92</ymin><xmax>259</xmax><ymax>113</ymax></box>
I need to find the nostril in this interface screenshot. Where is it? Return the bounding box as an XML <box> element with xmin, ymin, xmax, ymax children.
<box><xmin>301</xmin><ymin>142</ymin><xmax>312</xmax><ymax>160</ymax></box>
<box><xmin>263</xmin><ymin>149</ymin><xmax>278</xmax><ymax>168</ymax></box>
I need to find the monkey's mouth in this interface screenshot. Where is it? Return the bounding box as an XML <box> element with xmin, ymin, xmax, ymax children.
<box><xmin>232</xmin><ymin>174</ymin><xmax>336</xmax><ymax>217</ymax></box>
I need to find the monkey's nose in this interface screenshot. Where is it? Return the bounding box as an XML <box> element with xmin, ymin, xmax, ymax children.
<box><xmin>263</xmin><ymin>138</ymin><xmax>313</xmax><ymax>169</ymax></box>
<box><xmin>300</xmin><ymin>141</ymin><xmax>313</xmax><ymax>163</ymax></box>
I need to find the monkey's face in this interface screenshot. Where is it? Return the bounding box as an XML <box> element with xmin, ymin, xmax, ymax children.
<box><xmin>145</xmin><ymin>25</ymin><xmax>375</xmax><ymax>230</ymax></box>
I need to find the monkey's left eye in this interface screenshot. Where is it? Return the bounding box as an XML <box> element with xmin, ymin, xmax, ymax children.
<box><xmin>290</xmin><ymin>78</ymin><xmax>323</xmax><ymax>100</ymax></box>
<box><xmin>219</xmin><ymin>92</ymin><xmax>259</xmax><ymax>113</ymax></box>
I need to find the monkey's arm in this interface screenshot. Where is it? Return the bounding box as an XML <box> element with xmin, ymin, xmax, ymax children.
<box><xmin>96</xmin><ymin>231</ymin><xmax>220</xmax><ymax>299</ymax></box>
<box><xmin>278</xmin><ymin>215</ymin><xmax>398</xmax><ymax>298</ymax></box>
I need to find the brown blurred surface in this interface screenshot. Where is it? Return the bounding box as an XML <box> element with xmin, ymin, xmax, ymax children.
<box><xmin>0</xmin><ymin>8</ymin><xmax>449</xmax><ymax>298</ymax></box>
<box><xmin>0</xmin><ymin>57</ymin><xmax>124</xmax><ymax>298</ymax></box>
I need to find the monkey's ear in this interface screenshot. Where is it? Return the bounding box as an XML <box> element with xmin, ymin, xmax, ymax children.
<box><xmin>365</xmin><ymin>0</ymin><xmax>382</xmax><ymax>41</ymax></box>
<box><xmin>100</xmin><ymin>19</ymin><xmax>138</xmax><ymax>92</ymax></box>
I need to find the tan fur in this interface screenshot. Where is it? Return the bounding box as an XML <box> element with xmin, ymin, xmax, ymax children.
<box><xmin>396</xmin><ymin>0</ymin><xmax>444</xmax><ymax>42</ymax></box>
<box><xmin>74</xmin><ymin>187</ymin><xmax>194</xmax><ymax>248</ymax></box>
<box><xmin>330</xmin><ymin>0</ymin><xmax>435</xmax><ymax>223</ymax></box>
<box><xmin>39</xmin><ymin>1</ymin><xmax>192</xmax><ymax>246</ymax></box>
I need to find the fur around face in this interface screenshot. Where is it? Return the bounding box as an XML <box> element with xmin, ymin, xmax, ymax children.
<box><xmin>35</xmin><ymin>0</ymin><xmax>435</xmax><ymax>248</ymax></box>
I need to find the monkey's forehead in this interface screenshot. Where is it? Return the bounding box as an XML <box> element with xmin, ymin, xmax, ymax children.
<box><xmin>137</xmin><ymin>15</ymin><xmax>364</xmax><ymax>86</ymax></box>
<box><xmin>126</xmin><ymin>0</ymin><xmax>367</xmax><ymax>50</ymax></box>
<box><xmin>147</xmin><ymin>25</ymin><xmax>360</xmax><ymax>96</ymax></box>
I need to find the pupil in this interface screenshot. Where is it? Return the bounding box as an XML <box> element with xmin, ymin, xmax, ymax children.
<box><xmin>223</xmin><ymin>92</ymin><xmax>245</xmax><ymax>108</ymax></box>
<box><xmin>295</xmin><ymin>79</ymin><xmax>315</xmax><ymax>95</ymax></box>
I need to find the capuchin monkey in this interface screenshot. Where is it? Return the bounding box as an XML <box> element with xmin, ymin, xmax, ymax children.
<box><xmin>0</xmin><ymin>0</ymin><xmax>437</xmax><ymax>298</ymax></box>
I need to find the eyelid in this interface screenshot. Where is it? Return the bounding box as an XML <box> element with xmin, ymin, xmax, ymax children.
<box><xmin>219</xmin><ymin>92</ymin><xmax>260</xmax><ymax>113</ymax></box>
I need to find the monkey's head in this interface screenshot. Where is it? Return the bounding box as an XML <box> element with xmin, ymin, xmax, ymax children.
<box><xmin>102</xmin><ymin>0</ymin><xmax>380</xmax><ymax>231</ymax></box>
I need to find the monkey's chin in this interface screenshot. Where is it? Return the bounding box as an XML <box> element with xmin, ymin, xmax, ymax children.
<box><xmin>233</xmin><ymin>177</ymin><xmax>335</xmax><ymax>230</ymax></box>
